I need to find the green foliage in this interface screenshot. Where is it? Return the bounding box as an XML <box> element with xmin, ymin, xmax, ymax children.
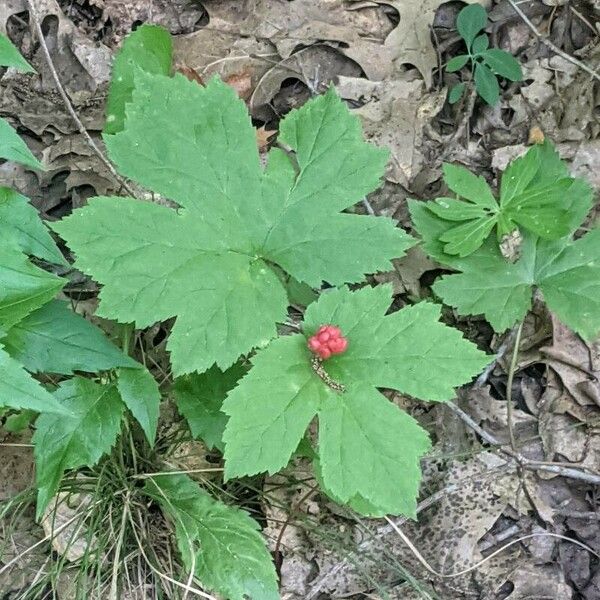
<box><xmin>3</xmin><ymin>300</ymin><xmax>137</xmax><ymax>374</ymax></box>
<box><xmin>418</xmin><ymin>142</ymin><xmax>592</xmax><ymax>257</ymax></box>
<box><xmin>447</xmin><ymin>3</ymin><xmax>522</xmax><ymax>106</ymax></box>
<box><xmin>117</xmin><ymin>365</ymin><xmax>161</xmax><ymax>445</ymax></box>
<box><xmin>0</xmin><ymin>246</ymin><xmax>64</xmax><ymax>331</ymax></box>
<box><xmin>223</xmin><ymin>285</ymin><xmax>489</xmax><ymax>517</ymax></box>
<box><xmin>0</xmin><ymin>32</ymin><xmax>34</xmax><ymax>72</ymax></box>
<box><xmin>0</xmin><ymin>345</ymin><xmax>68</xmax><ymax>415</ymax></box>
<box><xmin>104</xmin><ymin>25</ymin><xmax>172</xmax><ymax>134</ymax></box>
<box><xmin>174</xmin><ymin>363</ymin><xmax>247</xmax><ymax>451</ymax></box>
<box><xmin>0</xmin><ymin>188</ymin><xmax>65</xmax><ymax>265</ymax></box>
<box><xmin>33</xmin><ymin>378</ymin><xmax>124</xmax><ymax>518</ymax></box>
<box><xmin>145</xmin><ymin>474</ymin><xmax>279</xmax><ymax>600</ymax></box>
<box><xmin>0</xmin><ymin>117</ymin><xmax>44</xmax><ymax>170</ymax></box>
<box><xmin>54</xmin><ymin>74</ymin><xmax>413</xmax><ymax>375</ymax></box>
<box><xmin>411</xmin><ymin>145</ymin><xmax>599</xmax><ymax>338</ymax></box>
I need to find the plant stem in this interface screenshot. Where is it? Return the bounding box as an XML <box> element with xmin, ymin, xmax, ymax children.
<box><xmin>506</xmin><ymin>320</ymin><xmax>524</xmax><ymax>451</ymax></box>
<box><xmin>121</xmin><ymin>323</ymin><xmax>134</xmax><ymax>355</ymax></box>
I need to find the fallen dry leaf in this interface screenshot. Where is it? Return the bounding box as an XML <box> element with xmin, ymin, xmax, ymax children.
<box><xmin>336</xmin><ymin>76</ymin><xmax>445</xmax><ymax>188</ymax></box>
<box><xmin>255</xmin><ymin>126</ymin><xmax>276</xmax><ymax>151</ymax></box>
<box><xmin>363</xmin><ymin>0</ymin><xmax>488</xmax><ymax>87</ymax></box>
<box><xmin>176</xmin><ymin>64</ymin><xmax>205</xmax><ymax>86</ymax></box>
<box><xmin>224</xmin><ymin>67</ymin><xmax>253</xmax><ymax>100</ymax></box>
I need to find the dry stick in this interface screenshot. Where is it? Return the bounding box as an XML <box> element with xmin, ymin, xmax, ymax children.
<box><xmin>446</xmin><ymin>401</ymin><xmax>600</xmax><ymax>485</ymax></box>
<box><xmin>25</xmin><ymin>0</ymin><xmax>136</xmax><ymax>197</ymax></box>
<box><xmin>506</xmin><ymin>320</ymin><xmax>524</xmax><ymax>451</ymax></box>
<box><xmin>475</xmin><ymin>325</ymin><xmax>519</xmax><ymax>387</ymax></box>
<box><xmin>506</xmin><ymin>0</ymin><xmax>600</xmax><ymax>83</ymax></box>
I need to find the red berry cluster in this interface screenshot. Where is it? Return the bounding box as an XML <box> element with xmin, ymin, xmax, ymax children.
<box><xmin>308</xmin><ymin>324</ymin><xmax>348</xmax><ymax>360</ymax></box>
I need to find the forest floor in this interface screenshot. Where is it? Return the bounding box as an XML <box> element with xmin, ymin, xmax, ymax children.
<box><xmin>2</xmin><ymin>0</ymin><xmax>600</xmax><ymax>598</ymax></box>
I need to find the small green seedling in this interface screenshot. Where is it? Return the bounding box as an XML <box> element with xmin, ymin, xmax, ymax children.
<box><xmin>447</xmin><ymin>4</ymin><xmax>523</xmax><ymax>105</ymax></box>
<box><xmin>410</xmin><ymin>142</ymin><xmax>600</xmax><ymax>339</ymax></box>
<box><xmin>414</xmin><ymin>141</ymin><xmax>592</xmax><ymax>258</ymax></box>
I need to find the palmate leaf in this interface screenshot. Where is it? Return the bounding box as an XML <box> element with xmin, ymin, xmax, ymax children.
<box><xmin>33</xmin><ymin>378</ymin><xmax>124</xmax><ymax>518</ymax></box>
<box><xmin>411</xmin><ymin>201</ymin><xmax>600</xmax><ymax>339</ymax></box>
<box><xmin>53</xmin><ymin>72</ymin><xmax>414</xmax><ymax>375</ymax></box>
<box><xmin>223</xmin><ymin>286</ymin><xmax>489</xmax><ymax>517</ymax></box>
<box><xmin>145</xmin><ymin>474</ymin><xmax>279</xmax><ymax>600</ymax></box>
<box><xmin>419</xmin><ymin>142</ymin><xmax>593</xmax><ymax>257</ymax></box>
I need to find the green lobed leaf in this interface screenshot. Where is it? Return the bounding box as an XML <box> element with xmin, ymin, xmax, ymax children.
<box><xmin>438</xmin><ymin>216</ymin><xmax>496</xmax><ymax>257</ymax></box>
<box><xmin>432</xmin><ymin>241</ymin><xmax>535</xmax><ymax>332</ymax></box>
<box><xmin>413</xmin><ymin>198</ymin><xmax>600</xmax><ymax>337</ymax></box>
<box><xmin>52</xmin><ymin>195</ymin><xmax>288</xmax><ymax>376</ymax></box>
<box><xmin>480</xmin><ymin>48</ymin><xmax>522</xmax><ymax>81</ymax></box>
<box><xmin>33</xmin><ymin>378</ymin><xmax>124</xmax><ymax>518</ymax></box>
<box><xmin>535</xmin><ymin>229</ymin><xmax>600</xmax><ymax>340</ymax></box>
<box><xmin>499</xmin><ymin>143</ymin><xmax>592</xmax><ymax>236</ymax></box>
<box><xmin>105</xmin><ymin>25</ymin><xmax>172</xmax><ymax>135</ymax></box>
<box><xmin>0</xmin><ymin>188</ymin><xmax>65</xmax><ymax>265</ymax></box>
<box><xmin>223</xmin><ymin>286</ymin><xmax>489</xmax><ymax>516</ymax></box>
<box><xmin>0</xmin><ymin>32</ymin><xmax>34</xmax><ymax>72</ymax></box>
<box><xmin>0</xmin><ymin>247</ymin><xmax>64</xmax><ymax>331</ymax></box>
<box><xmin>0</xmin><ymin>117</ymin><xmax>43</xmax><ymax>170</ymax></box>
<box><xmin>456</xmin><ymin>3</ymin><xmax>487</xmax><ymax>47</ymax></box>
<box><xmin>145</xmin><ymin>474</ymin><xmax>279</xmax><ymax>600</ymax></box>
<box><xmin>2</xmin><ymin>300</ymin><xmax>137</xmax><ymax>374</ymax></box>
<box><xmin>117</xmin><ymin>366</ymin><xmax>161</xmax><ymax>445</ymax></box>
<box><xmin>56</xmin><ymin>71</ymin><xmax>410</xmax><ymax>374</ymax></box>
<box><xmin>474</xmin><ymin>62</ymin><xmax>500</xmax><ymax>105</ymax></box>
<box><xmin>319</xmin><ymin>382</ymin><xmax>431</xmax><ymax>517</ymax></box>
<box><xmin>442</xmin><ymin>163</ymin><xmax>497</xmax><ymax>209</ymax></box>
<box><xmin>222</xmin><ymin>335</ymin><xmax>329</xmax><ymax>478</ymax></box>
<box><xmin>415</xmin><ymin>142</ymin><xmax>592</xmax><ymax>258</ymax></box>
<box><xmin>0</xmin><ymin>345</ymin><xmax>69</xmax><ymax>415</ymax></box>
<box><xmin>302</xmin><ymin>286</ymin><xmax>490</xmax><ymax>401</ymax></box>
<box><xmin>175</xmin><ymin>363</ymin><xmax>247</xmax><ymax>451</ymax></box>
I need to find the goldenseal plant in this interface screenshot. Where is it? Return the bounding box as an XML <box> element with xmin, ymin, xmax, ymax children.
<box><xmin>410</xmin><ymin>142</ymin><xmax>599</xmax><ymax>338</ymax></box>
<box><xmin>1</xmin><ymin>26</ymin><xmax>493</xmax><ymax>599</ymax></box>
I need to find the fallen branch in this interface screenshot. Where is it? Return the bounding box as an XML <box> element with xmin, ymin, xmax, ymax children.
<box><xmin>447</xmin><ymin>401</ymin><xmax>600</xmax><ymax>485</ymax></box>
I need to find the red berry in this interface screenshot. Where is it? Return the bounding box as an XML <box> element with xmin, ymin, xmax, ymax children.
<box><xmin>307</xmin><ymin>323</ymin><xmax>349</xmax><ymax>361</ymax></box>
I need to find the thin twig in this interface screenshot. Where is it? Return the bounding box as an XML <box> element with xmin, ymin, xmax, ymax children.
<box><xmin>506</xmin><ymin>0</ymin><xmax>600</xmax><ymax>83</ymax></box>
<box><xmin>506</xmin><ymin>320</ymin><xmax>524</xmax><ymax>451</ymax></box>
<box><xmin>475</xmin><ymin>325</ymin><xmax>519</xmax><ymax>387</ymax></box>
<box><xmin>26</xmin><ymin>0</ymin><xmax>136</xmax><ymax>197</ymax></box>
<box><xmin>446</xmin><ymin>401</ymin><xmax>600</xmax><ymax>485</ymax></box>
